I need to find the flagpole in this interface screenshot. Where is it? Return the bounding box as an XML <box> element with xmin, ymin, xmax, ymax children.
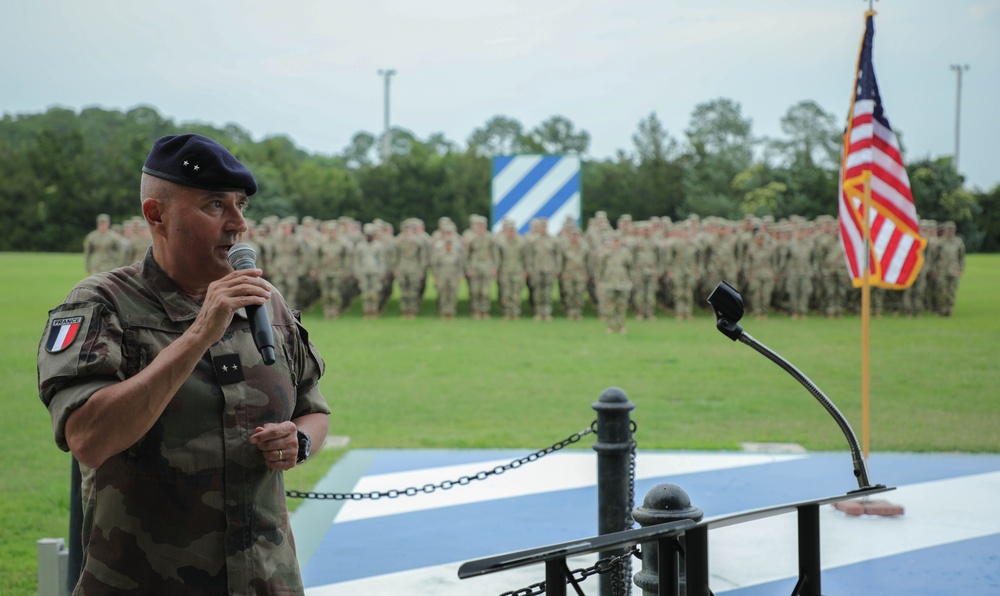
<box><xmin>861</xmin><ymin>171</ymin><xmax>872</xmax><ymax>461</ymax></box>
<box><xmin>833</xmin><ymin>4</ymin><xmax>906</xmax><ymax>517</ymax></box>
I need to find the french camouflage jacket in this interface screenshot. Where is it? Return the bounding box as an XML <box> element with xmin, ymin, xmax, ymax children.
<box><xmin>38</xmin><ymin>250</ymin><xmax>330</xmax><ymax>595</ymax></box>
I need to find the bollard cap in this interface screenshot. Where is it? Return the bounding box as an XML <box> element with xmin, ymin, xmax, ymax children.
<box><xmin>633</xmin><ymin>483</ymin><xmax>704</xmax><ymax>526</ymax></box>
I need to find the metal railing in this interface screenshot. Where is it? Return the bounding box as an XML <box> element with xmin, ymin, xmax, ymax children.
<box><xmin>459</xmin><ymin>485</ymin><xmax>895</xmax><ymax>596</ymax></box>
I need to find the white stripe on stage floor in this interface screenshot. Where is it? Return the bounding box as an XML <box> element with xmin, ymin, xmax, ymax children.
<box><xmin>334</xmin><ymin>452</ymin><xmax>803</xmax><ymax>523</ymax></box>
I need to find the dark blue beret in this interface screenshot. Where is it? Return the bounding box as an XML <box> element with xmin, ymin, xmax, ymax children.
<box><xmin>142</xmin><ymin>134</ymin><xmax>257</xmax><ymax>196</ymax></box>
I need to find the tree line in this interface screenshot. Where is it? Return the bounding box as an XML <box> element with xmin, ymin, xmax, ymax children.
<box><xmin>1</xmin><ymin>101</ymin><xmax>997</xmax><ymax>253</ymax></box>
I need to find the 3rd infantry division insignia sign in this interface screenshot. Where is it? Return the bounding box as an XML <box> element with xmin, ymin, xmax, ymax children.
<box><xmin>46</xmin><ymin>316</ymin><xmax>84</xmax><ymax>353</ymax></box>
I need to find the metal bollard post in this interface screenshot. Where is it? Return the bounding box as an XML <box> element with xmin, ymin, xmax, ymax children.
<box><xmin>592</xmin><ymin>387</ymin><xmax>636</xmax><ymax>596</ymax></box>
<box><xmin>632</xmin><ymin>484</ymin><xmax>704</xmax><ymax>596</ymax></box>
<box><xmin>37</xmin><ymin>538</ymin><xmax>70</xmax><ymax>596</ymax></box>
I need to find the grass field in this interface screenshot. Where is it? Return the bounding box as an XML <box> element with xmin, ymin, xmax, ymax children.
<box><xmin>3</xmin><ymin>252</ymin><xmax>998</xmax><ymax>594</ymax></box>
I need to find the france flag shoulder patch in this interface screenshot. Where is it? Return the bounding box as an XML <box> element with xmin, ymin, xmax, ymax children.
<box><xmin>46</xmin><ymin>316</ymin><xmax>84</xmax><ymax>353</ymax></box>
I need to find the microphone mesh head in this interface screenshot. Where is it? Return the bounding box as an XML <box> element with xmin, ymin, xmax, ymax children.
<box><xmin>227</xmin><ymin>243</ymin><xmax>257</xmax><ymax>270</ymax></box>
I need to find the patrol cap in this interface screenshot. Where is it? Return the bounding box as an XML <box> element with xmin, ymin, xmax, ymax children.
<box><xmin>142</xmin><ymin>134</ymin><xmax>257</xmax><ymax>196</ymax></box>
<box><xmin>96</xmin><ymin>213</ymin><xmax>110</xmax><ymax>224</ymax></box>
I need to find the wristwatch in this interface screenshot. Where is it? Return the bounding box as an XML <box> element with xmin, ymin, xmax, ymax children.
<box><xmin>296</xmin><ymin>429</ymin><xmax>311</xmax><ymax>464</ymax></box>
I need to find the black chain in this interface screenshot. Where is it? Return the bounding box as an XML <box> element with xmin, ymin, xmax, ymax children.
<box><xmin>615</xmin><ymin>425</ymin><xmax>638</xmax><ymax>595</ymax></box>
<box><xmin>286</xmin><ymin>423</ymin><xmax>597</xmax><ymax>500</ymax></box>
<box><xmin>502</xmin><ymin>420</ymin><xmax>639</xmax><ymax>596</ymax></box>
<box><xmin>498</xmin><ymin>546</ymin><xmax>641</xmax><ymax>596</ymax></box>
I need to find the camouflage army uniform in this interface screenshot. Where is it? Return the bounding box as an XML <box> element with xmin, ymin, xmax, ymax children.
<box><xmin>664</xmin><ymin>227</ymin><xmax>701</xmax><ymax>320</ymax></box>
<box><xmin>783</xmin><ymin>228</ymin><xmax>815</xmax><ymax>318</ymax></box>
<box><xmin>270</xmin><ymin>221</ymin><xmax>309</xmax><ymax>310</ymax></box>
<box><xmin>559</xmin><ymin>231</ymin><xmax>589</xmax><ymax>320</ymax></box>
<box><xmin>394</xmin><ymin>221</ymin><xmax>428</xmax><ymax>318</ymax></box>
<box><xmin>497</xmin><ymin>222</ymin><xmax>527</xmax><ymax>319</ymax></box>
<box><xmin>376</xmin><ymin>221</ymin><xmax>397</xmax><ymax>312</ymax></box>
<box><xmin>526</xmin><ymin>221</ymin><xmax>561</xmax><ymax>320</ymax></box>
<box><xmin>934</xmin><ymin>222</ymin><xmax>965</xmax><ymax>316</ymax></box>
<box><xmin>464</xmin><ymin>217</ymin><xmax>499</xmax><ymax>319</ymax></box>
<box><xmin>431</xmin><ymin>235</ymin><xmax>464</xmax><ymax>318</ymax></box>
<box><xmin>745</xmin><ymin>231</ymin><xmax>779</xmax><ymax>318</ymax></box>
<box><xmin>316</xmin><ymin>224</ymin><xmax>354</xmax><ymax>319</ymax></box>
<box><xmin>354</xmin><ymin>228</ymin><xmax>388</xmax><ymax>319</ymax></box>
<box><xmin>630</xmin><ymin>224</ymin><xmax>660</xmax><ymax>320</ymax></box>
<box><xmin>900</xmin><ymin>220</ymin><xmax>934</xmax><ymax>317</ymax></box>
<box><xmin>597</xmin><ymin>236</ymin><xmax>633</xmax><ymax>333</ymax></box>
<box><xmin>38</xmin><ymin>251</ymin><xmax>329</xmax><ymax>595</ymax></box>
<box><xmin>83</xmin><ymin>215</ymin><xmax>125</xmax><ymax>274</ymax></box>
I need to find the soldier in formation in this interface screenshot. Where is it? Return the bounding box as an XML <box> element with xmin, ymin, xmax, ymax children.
<box><xmin>354</xmin><ymin>223</ymin><xmax>389</xmax><ymax>320</ymax></box>
<box><xmin>597</xmin><ymin>233</ymin><xmax>633</xmax><ymax>333</ymax></box>
<box><xmin>316</xmin><ymin>221</ymin><xmax>353</xmax><ymax>319</ymax></box>
<box><xmin>83</xmin><ymin>214</ymin><xmax>125</xmax><ymax>274</ymax></box>
<box><xmin>431</xmin><ymin>223</ymin><xmax>464</xmax><ymax>319</ymax></box>
<box><xmin>559</xmin><ymin>227</ymin><xmax>590</xmax><ymax>320</ymax></box>
<box><xmin>465</xmin><ymin>215</ymin><xmax>500</xmax><ymax>319</ymax></box>
<box><xmin>525</xmin><ymin>217</ymin><xmax>561</xmax><ymax>321</ymax></box>
<box><xmin>87</xmin><ymin>210</ymin><xmax>965</xmax><ymax>321</ymax></box>
<box><xmin>395</xmin><ymin>219</ymin><xmax>428</xmax><ymax>319</ymax></box>
<box><xmin>497</xmin><ymin>219</ymin><xmax>527</xmax><ymax>320</ymax></box>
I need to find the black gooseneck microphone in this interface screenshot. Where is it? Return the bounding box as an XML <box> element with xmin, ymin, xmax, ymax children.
<box><xmin>707</xmin><ymin>280</ymin><xmax>880</xmax><ymax>492</ymax></box>
<box><xmin>227</xmin><ymin>243</ymin><xmax>276</xmax><ymax>365</ymax></box>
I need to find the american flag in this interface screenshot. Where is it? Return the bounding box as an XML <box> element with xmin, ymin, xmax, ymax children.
<box><xmin>838</xmin><ymin>11</ymin><xmax>926</xmax><ymax>289</ymax></box>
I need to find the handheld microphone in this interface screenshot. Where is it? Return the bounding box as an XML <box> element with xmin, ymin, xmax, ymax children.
<box><xmin>227</xmin><ymin>243</ymin><xmax>276</xmax><ymax>365</ymax></box>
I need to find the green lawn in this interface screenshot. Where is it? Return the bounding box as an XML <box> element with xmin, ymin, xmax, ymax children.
<box><xmin>3</xmin><ymin>252</ymin><xmax>998</xmax><ymax>594</ymax></box>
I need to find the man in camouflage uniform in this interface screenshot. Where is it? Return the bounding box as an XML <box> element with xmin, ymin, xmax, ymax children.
<box><xmin>123</xmin><ymin>216</ymin><xmax>154</xmax><ymax>266</ymax></box>
<box><xmin>745</xmin><ymin>229</ymin><xmax>779</xmax><ymax>319</ymax></box>
<box><xmin>430</xmin><ymin>222</ymin><xmax>464</xmax><ymax>318</ymax></box>
<box><xmin>497</xmin><ymin>219</ymin><xmax>527</xmax><ymax>320</ymax></box>
<box><xmin>900</xmin><ymin>220</ymin><xmax>935</xmax><ymax>317</ymax></box>
<box><xmin>464</xmin><ymin>215</ymin><xmax>499</xmax><ymax>319</ymax></box>
<box><xmin>597</xmin><ymin>233</ymin><xmax>633</xmax><ymax>333</ymax></box>
<box><xmin>316</xmin><ymin>221</ymin><xmax>354</xmax><ymax>319</ymax></box>
<box><xmin>784</xmin><ymin>225</ymin><xmax>815</xmax><ymax>319</ymax></box>
<box><xmin>630</xmin><ymin>222</ymin><xmax>660</xmax><ymax>320</ymax></box>
<box><xmin>83</xmin><ymin>214</ymin><xmax>125</xmax><ymax>274</ymax></box>
<box><xmin>376</xmin><ymin>220</ymin><xmax>397</xmax><ymax>313</ymax></box>
<box><xmin>270</xmin><ymin>217</ymin><xmax>309</xmax><ymax>310</ymax></box>
<box><xmin>526</xmin><ymin>217</ymin><xmax>561</xmax><ymax>321</ymax></box>
<box><xmin>37</xmin><ymin>134</ymin><xmax>329</xmax><ymax>595</ymax></box>
<box><xmin>354</xmin><ymin>223</ymin><xmax>389</xmax><ymax>320</ymax></box>
<box><xmin>559</xmin><ymin>227</ymin><xmax>590</xmax><ymax>320</ymax></box>
<box><xmin>394</xmin><ymin>219</ymin><xmax>428</xmax><ymax>319</ymax></box>
<box><xmin>934</xmin><ymin>221</ymin><xmax>965</xmax><ymax>316</ymax></box>
<box><xmin>664</xmin><ymin>225</ymin><xmax>701</xmax><ymax>320</ymax></box>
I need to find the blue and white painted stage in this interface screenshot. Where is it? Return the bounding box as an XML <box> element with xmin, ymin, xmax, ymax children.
<box><xmin>292</xmin><ymin>449</ymin><xmax>1000</xmax><ymax>594</ymax></box>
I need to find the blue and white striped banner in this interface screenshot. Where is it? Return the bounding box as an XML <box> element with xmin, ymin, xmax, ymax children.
<box><xmin>491</xmin><ymin>155</ymin><xmax>581</xmax><ymax>236</ymax></box>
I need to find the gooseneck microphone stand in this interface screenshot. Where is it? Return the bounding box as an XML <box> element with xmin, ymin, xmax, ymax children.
<box><xmin>707</xmin><ymin>281</ymin><xmax>881</xmax><ymax>492</ymax></box>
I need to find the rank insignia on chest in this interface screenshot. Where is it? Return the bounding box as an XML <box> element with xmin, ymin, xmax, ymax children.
<box><xmin>215</xmin><ymin>353</ymin><xmax>245</xmax><ymax>385</ymax></box>
<box><xmin>45</xmin><ymin>316</ymin><xmax>84</xmax><ymax>353</ymax></box>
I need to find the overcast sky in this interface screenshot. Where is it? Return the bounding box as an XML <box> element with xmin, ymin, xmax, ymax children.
<box><xmin>4</xmin><ymin>0</ymin><xmax>998</xmax><ymax>192</ymax></box>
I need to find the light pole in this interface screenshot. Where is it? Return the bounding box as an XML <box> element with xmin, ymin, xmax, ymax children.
<box><xmin>950</xmin><ymin>64</ymin><xmax>969</xmax><ymax>172</ymax></box>
<box><xmin>377</xmin><ymin>69</ymin><xmax>397</xmax><ymax>164</ymax></box>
